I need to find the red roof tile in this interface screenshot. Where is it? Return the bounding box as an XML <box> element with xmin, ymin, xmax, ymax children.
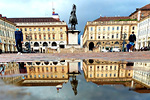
<box><xmin>140</xmin><ymin>3</ymin><xmax>150</xmax><ymax>10</ymax></box>
<box><xmin>94</xmin><ymin>16</ymin><xmax>130</xmax><ymax>21</ymax></box>
<box><xmin>7</xmin><ymin>17</ymin><xmax>61</xmax><ymax>23</ymax></box>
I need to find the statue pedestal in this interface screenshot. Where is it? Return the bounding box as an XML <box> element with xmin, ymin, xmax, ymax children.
<box><xmin>66</xmin><ymin>30</ymin><xmax>80</xmax><ymax>45</ymax></box>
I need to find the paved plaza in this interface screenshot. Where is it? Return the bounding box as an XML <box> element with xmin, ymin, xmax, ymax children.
<box><xmin>0</xmin><ymin>51</ymin><xmax>150</xmax><ymax>62</ymax></box>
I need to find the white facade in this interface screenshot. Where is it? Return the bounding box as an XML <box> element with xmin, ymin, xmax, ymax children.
<box><xmin>137</xmin><ymin>15</ymin><xmax>150</xmax><ymax>49</ymax></box>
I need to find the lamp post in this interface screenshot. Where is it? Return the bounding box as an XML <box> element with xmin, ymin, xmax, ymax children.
<box><xmin>27</xmin><ymin>34</ymin><xmax>32</xmax><ymax>53</ymax></box>
<box><xmin>122</xmin><ymin>33</ymin><xmax>127</xmax><ymax>52</ymax></box>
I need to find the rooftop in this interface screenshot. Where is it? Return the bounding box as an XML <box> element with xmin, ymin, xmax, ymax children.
<box><xmin>8</xmin><ymin>17</ymin><xmax>61</xmax><ymax>23</ymax></box>
<box><xmin>93</xmin><ymin>16</ymin><xmax>130</xmax><ymax>21</ymax></box>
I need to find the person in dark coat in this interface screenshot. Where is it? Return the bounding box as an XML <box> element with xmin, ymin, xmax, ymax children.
<box><xmin>128</xmin><ymin>32</ymin><xmax>136</xmax><ymax>52</ymax></box>
<box><xmin>15</xmin><ymin>27</ymin><xmax>23</xmax><ymax>55</ymax></box>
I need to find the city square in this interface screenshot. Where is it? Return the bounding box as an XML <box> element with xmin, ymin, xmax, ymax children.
<box><xmin>0</xmin><ymin>0</ymin><xmax>150</xmax><ymax>100</ymax></box>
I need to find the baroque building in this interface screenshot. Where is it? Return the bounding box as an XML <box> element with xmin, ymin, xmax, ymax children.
<box><xmin>0</xmin><ymin>14</ymin><xmax>16</xmax><ymax>53</ymax></box>
<box><xmin>8</xmin><ymin>17</ymin><xmax>68</xmax><ymax>53</ymax></box>
<box><xmin>83</xmin><ymin>17</ymin><xmax>137</xmax><ymax>51</ymax></box>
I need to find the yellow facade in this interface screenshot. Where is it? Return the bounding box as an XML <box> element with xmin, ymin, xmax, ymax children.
<box><xmin>25</xmin><ymin>61</ymin><xmax>69</xmax><ymax>80</ymax></box>
<box><xmin>0</xmin><ymin>17</ymin><xmax>16</xmax><ymax>53</ymax></box>
<box><xmin>83</xmin><ymin>59</ymin><xmax>133</xmax><ymax>83</ymax></box>
<box><xmin>18</xmin><ymin>23</ymin><xmax>68</xmax><ymax>53</ymax></box>
<box><xmin>83</xmin><ymin>20</ymin><xmax>137</xmax><ymax>51</ymax></box>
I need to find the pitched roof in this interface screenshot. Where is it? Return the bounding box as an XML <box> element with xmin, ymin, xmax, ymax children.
<box><xmin>129</xmin><ymin>3</ymin><xmax>150</xmax><ymax>16</ymax></box>
<box><xmin>140</xmin><ymin>3</ymin><xmax>150</xmax><ymax>10</ymax></box>
<box><xmin>7</xmin><ymin>17</ymin><xmax>61</xmax><ymax>23</ymax></box>
<box><xmin>94</xmin><ymin>16</ymin><xmax>130</xmax><ymax>21</ymax></box>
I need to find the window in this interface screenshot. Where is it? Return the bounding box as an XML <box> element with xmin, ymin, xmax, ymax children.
<box><xmin>110</xmin><ymin>74</ymin><xmax>112</xmax><ymax>77</ymax></box>
<box><xmin>25</xmin><ymin>28</ymin><xmax>27</xmax><ymax>31</ymax></box>
<box><xmin>90</xmin><ymin>74</ymin><xmax>92</xmax><ymax>77</ymax></box>
<box><xmin>112</xmin><ymin>35</ymin><xmax>114</xmax><ymax>38</ymax></box>
<box><xmin>110</xmin><ymin>66</ymin><xmax>112</xmax><ymax>70</ymax></box>
<box><xmin>116</xmin><ymin>34</ymin><xmax>118</xmax><ymax>38</ymax></box>
<box><xmin>48</xmin><ymin>34</ymin><xmax>50</xmax><ymax>40</ymax></box>
<box><xmin>103</xmin><ymin>36</ymin><xmax>105</xmax><ymax>39</ymax></box>
<box><xmin>91</xmin><ymin>36</ymin><xmax>93</xmax><ymax>39</ymax></box>
<box><xmin>34</xmin><ymin>28</ymin><xmax>36</xmax><ymax>31</ymax></box>
<box><xmin>52</xmin><ymin>28</ymin><xmax>54</xmax><ymax>31</ymax></box>
<box><xmin>106</xmin><ymin>74</ymin><xmax>107</xmax><ymax>77</ymax></box>
<box><xmin>132</xmin><ymin>26</ymin><xmax>135</xmax><ymax>30</ymax></box>
<box><xmin>101</xmin><ymin>74</ymin><xmax>103</xmax><ymax>77</ymax></box>
<box><xmin>60</xmin><ymin>28</ymin><xmax>62</xmax><ymax>31</ymax></box>
<box><xmin>61</xmin><ymin>34</ymin><xmax>63</xmax><ymax>39</ymax></box>
<box><xmin>43</xmin><ymin>28</ymin><xmax>45</xmax><ymax>31</ymax></box>
<box><xmin>98</xmin><ymin>35</ymin><xmax>100</xmax><ymax>39</ymax></box>
<box><xmin>39</xmin><ymin>28</ymin><xmax>41</xmax><ymax>31</ymax></box>
<box><xmin>44</xmin><ymin>34</ymin><xmax>46</xmax><ymax>40</ymax></box>
<box><xmin>97</xmin><ymin>74</ymin><xmax>99</xmax><ymax>77</ymax></box>
<box><xmin>91</xmin><ymin>27</ymin><xmax>93</xmax><ymax>31</ymax></box>
<box><xmin>117</xmin><ymin>27</ymin><xmax>119</xmax><ymax>30</ymax></box>
<box><xmin>48</xmin><ymin>28</ymin><xmax>50</xmax><ymax>31</ymax></box>
<box><xmin>97</xmin><ymin>66</ymin><xmax>99</xmax><ymax>70</ymax></box>
<box><xmin>114</xmin><ymin>66</ymin><xmax>116</xmax><ymax>70</ymax></box>
<box><xmin>29</xmin><ymin>28</ymin><xmax>32</xmax><ymax>31</ymax></box>
<box><xmin>39</xmin><ymin>34</ymin><xmax>41</xmax><ymax>40</ymax></box>
<box><xmin>103</xmin><ymin>27</ymin><xmax>105</xmax><ymax>31</ymax></box>
<box><xmin>53</xmin><ymin>34</ymin><xmax>55</xmax><ymax>39</ymax></box>
<box><xmin>62</xmin><ymin>67</ymin><xmax>64</xmax><ymax>72</ymax></box>
<box><xmin>108</xmin><ymin>27</ymin><xmax>110</xmax><ymax>31</ymax></box>
<box><xmin>114</xmin><ymin>74</ymin><xmax>116</xmax><ymax>77</ymax></box>
<box><xmin>90</xmin><ymin>66</ymin><xmax>92</xmax><ymax>71</ymax></box>
<box><xmin>35</xmin><ymin>34</ymin><xmax>37</xmax><ymax>40</ymax></box>
<box><xmin>55</xmin><ymin>67</ymin><xmax>57</xmax><ymax>72</ymax></box>
<box><xmin>112</xmin><ymin>27</ymin><xmax>114</xmax><ymax>30</ymax></box>
<box><xmin>98</xmin><ymin>27</ymin><xmax>101</xmax><ymax>31</ymax></box>
<box><xmin>51</xmin><ymin>67</ymin><xmax>52</xmax><ymax>72</ymax></box>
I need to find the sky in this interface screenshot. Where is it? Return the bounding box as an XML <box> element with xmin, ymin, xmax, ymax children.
<box><xmin>0</xmin><ymin>0</ymin><xmax>150</xmax><ymax>42</ymax></box>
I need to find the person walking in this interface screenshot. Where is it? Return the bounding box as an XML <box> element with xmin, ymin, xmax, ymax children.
<box><xmin>129</xmin><ymin>32</ymin><xmax>136</xmax><ymax>52</ymax></box>
<box><xmin>15</xmin><ymin>27</ymin><xmax>23</xmax><ymax>55</ymax></box>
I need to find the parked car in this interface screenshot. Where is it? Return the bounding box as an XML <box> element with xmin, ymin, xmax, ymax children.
<box><xmin>101</xmin><ymin>49</ymin><xmax>109</xmax><ymax>52</ymax></box>
<box><xmin>112</xmin><ymin>48</ymin><xmax>121</xmax><ymax>52</ymax></box>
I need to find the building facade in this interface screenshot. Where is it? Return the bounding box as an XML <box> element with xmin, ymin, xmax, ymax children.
<box><xmin>8</xmin><ymin>17</ymin><xmax>68</xmax><ymax>53</ymax></box>
<box><xmin>0</xmin><ymin>14</ymin><xmax>16</xmax><ymax>53</ymax></box>
<box><xmin>136</xmin><ymin>15</ymin><xmax>150</xmax><ymax>49</ymax></box>
<box><xmin>83</xmin><ymin>17</ymin><xmax>137</xmax><ymax>51</ymax></box>
<box><xmin>129</xmin><ymin>4</ymin><xmax>150</xmax><ymax>21</ymax></box>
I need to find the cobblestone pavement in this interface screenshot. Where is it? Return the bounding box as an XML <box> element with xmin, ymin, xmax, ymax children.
<box><xmin>0</xmin><ymin>51</ymin><xmax>150</xmax><ymax>62</ymax></box>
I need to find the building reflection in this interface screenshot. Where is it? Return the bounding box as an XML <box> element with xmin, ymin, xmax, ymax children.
<box><xmin>0</xmin><ymin>60</ymin><xmax>81</xmax><ymax>95</ymax></box>
<box><xmin>83</xmin><ymin>59</ymin><xmax>133</xmax><ymax>88</ymax></box>
<box><xmin>0</xmin><ymin>62</ymin><xmax>23</xmax><ymax>85</ymax></box>
<box><xmin>2</xmin><ymin>59</ymin><xmax>150</xmax><ymax>94</ymax></box>
<box><xmin>130</xmin><ymin>62</ymin><xmax>150</xmax><ymax>93</ymax></box>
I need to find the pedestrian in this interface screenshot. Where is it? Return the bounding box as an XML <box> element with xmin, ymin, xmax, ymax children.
<box><xmin>15</xmin><ymin>27</ymin><xmax>23</xmax><ymax>55</ymax></box>
<box><xmin>128</xmin><ymin>32</ymin><xmax>136</xmax><ymax>52</ymax></box>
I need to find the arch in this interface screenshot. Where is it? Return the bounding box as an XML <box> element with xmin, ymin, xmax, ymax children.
<box><xmin>59</xmin><ymin>41</ymin><xmax>65</xmax><ymax>48</ymax></box>
<box><xmin>44</xmin><ymin>62</ymin><xmax>49</xmax><ymax>65</ymax></box>
<box><xmin>36</xmin><ymin>62</ymin><xmax>41</xmax><ymax>65</ymax></box>
<box><xmin>52</xmin><ymin>42</ymin><xmax>57</xmax><ymax>46</ymax></box>
<box><xmin>43</xmin><ymin>42</ymin><xmax>48</xmax><ymax>47</ymax></box>
<box><xmin>89</xmin><ymin>59</ymin><xmax>94</xmax><ymax>64</ymax></box>
<box><xmin>60</xmin><ymin>60</ymin><xmax>65</xmax><ymax>65</ymax></box>
<box><xmin>53</xmin><ymin>62</ymin><xmax>58</xmax><ymax>65</ymax></box>
<box><xmin>114</xmin><ymin>41</ymin><xmax>119</xmax><ymax>44</ymax></box>
<box><xmin>34</xmin><ymin>42</ymin><xmax>39</xmax><ymax>47</ymax></box>
<box><xmin>89</xmin><ymin>42</ymin><xmax>94</xmax><ymax>51</ymax></box>
<box><xmin>96</xmin><ymin>42</ymin><xmax>101</xmax><ymax>46</ymax></box>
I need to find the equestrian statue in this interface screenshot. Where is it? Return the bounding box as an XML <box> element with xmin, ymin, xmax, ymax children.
<box><xmin>69</xmin><ymin>4</ymin><xmax>78</xmax><ymax>30</ymax></box>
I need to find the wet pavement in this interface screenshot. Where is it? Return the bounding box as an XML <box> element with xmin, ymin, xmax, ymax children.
<box><xmin>0</xmin><ymin>59</ymin><xmax>150</xmax><ymax>100</ymax></box>
<box><xmin>1</xmin><ymin>51</ymin><xmax>150</xmax><ymax>62</ymax></box>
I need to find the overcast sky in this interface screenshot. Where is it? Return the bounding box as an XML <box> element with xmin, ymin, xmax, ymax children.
<box><xmin>0</xmin><ymin>0</ymin><xmax>150</xmax><ymax>35</ymax></box>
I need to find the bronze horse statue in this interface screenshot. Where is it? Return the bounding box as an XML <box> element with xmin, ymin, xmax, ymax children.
<box><xmin>69</xmin><ymin>4</ymin><xmax>78</xmax><ymax>30</ymax></box>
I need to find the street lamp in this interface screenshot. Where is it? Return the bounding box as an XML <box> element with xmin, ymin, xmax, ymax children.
<box><xmin>27</xmin><ymin>34</ymin><xmax>32</xmax><ymax>53</ymax></box>
<box><xmin>122</xmin><ymin>33</ymin><xmax>127</xmax><ymax>52</ymax></box>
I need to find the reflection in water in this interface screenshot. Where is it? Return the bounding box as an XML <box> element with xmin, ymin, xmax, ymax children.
<box><xmin>1</xmin><ymin>59</ymin><xmax>150</xmax><ymax>96</ymax></box>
